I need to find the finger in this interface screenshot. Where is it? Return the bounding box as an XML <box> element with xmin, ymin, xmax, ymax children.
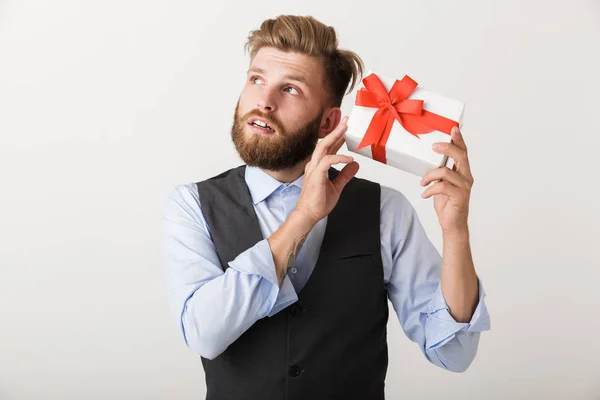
<box><xmin>450</xmin><ymin>126</ymin><xmax>468</xmax><ymax>152</ymax></box>
<box><xmin>330</xmin><ymin>133</ymin><xmax>346</xmax><ymax>155</ymax></box>
<box><xmin>306</xmin><ymin>132</ymin><xmax>347</xmax><ymax>175</ymax></box>
<box><xmin>320</xmin><ymin>116</ymin><xmax>349</xmax><ymax>155</ymax></box>
<box><xmin>420</xmin><ymin>166</ymin><xmax>470</xmax><ymax>189</ymax></box>
<box><xmin>317</xmin><ymin>154</ymin><xmax>354</xmax><ymax>175</ymax></box>
<box><xmin>309</xmin><ymin>136</ymin><xmax>346</xmax><ymax>176</ymax></box>
<box><xmin>432</xmin><ymin>141</ymin><xmax>466</xmax><ymax>163</ymax></box>
<box><xmin>432</xmin><ymin>141</ymin><xmax>472</xmax><ymax>179</ymax></box>
<box><xmin>333</xmin><ymin>161</ymin><xmax>360</xmax><ymax>193</ymax></box>
<box><xmin>421</xmin><ymin>180</ymin><xmax>463</xmax><ymax>199</ymax></box>
<box><xmin>311</xmin><ymin>116</ymin><xmax>348</xmax><ymax>164</ymax></box>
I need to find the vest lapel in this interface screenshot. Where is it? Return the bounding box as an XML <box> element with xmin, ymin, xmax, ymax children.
<box><xmin>197</xmin><ymin>166</ymin><xmax>263</xmax><ymax>270</ymax></box>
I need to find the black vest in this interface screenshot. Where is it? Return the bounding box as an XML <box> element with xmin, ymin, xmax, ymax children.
<box><xmin>196</xmin><ymin>165</ymin><xmax>389</xmax><ymax>400</ymax></box>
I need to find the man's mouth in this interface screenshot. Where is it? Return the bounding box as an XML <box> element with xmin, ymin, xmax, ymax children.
<box><xmin>248</xmin><ymin>118</ymin><xmax>275</xmax><ymax>133</ymax></box>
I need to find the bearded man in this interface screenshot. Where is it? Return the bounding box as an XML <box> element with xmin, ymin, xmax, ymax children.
<box><xmin>163</xmin><ymin>14</ymin><xmax>490</xmax><ymax>400</ymax></box>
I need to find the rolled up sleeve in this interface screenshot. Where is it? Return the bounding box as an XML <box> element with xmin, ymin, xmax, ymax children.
<box><xmin>163</xmin><ymin>184</ymin><xmax>297</xmax><ymax>360</ymax></box>
<box><xmin>381</xmin><ymin>186</ymin><xmax>491</xmax><ymax>373</ymax></box>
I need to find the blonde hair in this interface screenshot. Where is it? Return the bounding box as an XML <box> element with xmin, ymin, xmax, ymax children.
<box><xmin>245</xmin><ymin>15</ymin><xmax>364</xmax><ymax>107</ymax></box>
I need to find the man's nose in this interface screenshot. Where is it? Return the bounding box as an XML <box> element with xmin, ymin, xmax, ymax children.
<box><xmin>257</xmin><ymin>89</ymin><xmax>277</xmax><ymax>112</ymax></box>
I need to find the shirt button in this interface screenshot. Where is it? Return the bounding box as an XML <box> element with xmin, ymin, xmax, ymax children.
<box><xmin>290</xmin><ymin>267</ymin><xmax>297</xmax><ymax>274</ymax></box>
<box><xmin>289</xmin><ymin>304</ymin><xmax>301</xmax><ymax>317</ymax></box>
<box><xmin>288</xmin><ymin>365</ymin><xmax>301</xmax><ymax>377</ymax></box>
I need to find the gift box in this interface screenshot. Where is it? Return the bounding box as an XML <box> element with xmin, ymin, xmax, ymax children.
<box><xmin>345</xmin><ymin>71</ymin><xmax>465</xmax><ymax>177</ymax></box>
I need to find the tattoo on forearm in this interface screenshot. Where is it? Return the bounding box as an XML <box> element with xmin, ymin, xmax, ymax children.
<box><xmin>281</xmin><ymin>234</ymin><xmax>308</xmax><ymax>283</ymax></box>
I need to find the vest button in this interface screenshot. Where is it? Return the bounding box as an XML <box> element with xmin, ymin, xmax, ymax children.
<box><xmin>288</xmin><ymin>365</ymin><xmax>301</xmax><ymax>377</ymax></box>
<box><xmin>289</xmin><ymin>304</ymin><xmax>301</xmax><ymax>317</ymax></box>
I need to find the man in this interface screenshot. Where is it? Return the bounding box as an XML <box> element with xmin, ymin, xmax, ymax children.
<box><xmin>163</xmin><ymin>14</ymin><xmax>490</xmax><ymax>400</ymax></box>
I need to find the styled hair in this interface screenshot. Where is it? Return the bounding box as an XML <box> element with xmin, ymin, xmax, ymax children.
<box><xmin>245</xmin><ymin>15</ymin><xmax>364</xmax><ymax>107</ymax></box>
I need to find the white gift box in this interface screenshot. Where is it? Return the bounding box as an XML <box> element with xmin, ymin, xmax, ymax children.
<box><xmin>345</xmin><ymin>71</ymin><xmax>465</xmax><ymax>177</ymax></box>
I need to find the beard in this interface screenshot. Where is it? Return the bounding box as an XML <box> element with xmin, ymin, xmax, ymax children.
<box><xmin>230</xmin><ymin>101</ymin><xmax>323</xmax><ymax>171</ymax></box>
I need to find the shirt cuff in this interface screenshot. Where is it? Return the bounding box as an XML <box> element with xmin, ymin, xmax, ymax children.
<box><xmin>267</xmin><ymin>275</ymin><xmax>298</xmax><ymax>317</ymax></box>
<box><xmin>227</xmin><ymin>238</ymin><xmax>298</xmax><ymax>318</ymax></box>
<box><xmin>425</xmin><ymin>277</ymin><xmax>491</xmax><ymax>350</ymax></box>
<box><xmin>228</xmin><ymin>239</ymin><xmax>280</xmax><ymax>286</ymax></box>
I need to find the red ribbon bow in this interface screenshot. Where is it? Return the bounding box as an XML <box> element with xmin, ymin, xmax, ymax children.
<box><xmin>355</xmin><ymin>73</ymin><xmax>459</xmax><ymax>164</ymax></box>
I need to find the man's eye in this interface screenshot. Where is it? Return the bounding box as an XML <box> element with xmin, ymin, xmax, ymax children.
<box><xmin>285</xmin><ymin>87</ymin><xmax>299</xmax><ymax>95</ymax></box>
<box><xmin>251</xmin><ymin>76</ymin><xmax>263</xmax><ymax>84</ymax></box>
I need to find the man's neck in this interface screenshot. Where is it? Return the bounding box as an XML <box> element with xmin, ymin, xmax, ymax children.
<box><xmin>260</xmin><ymin>160</ymin><xmax>309</xmax><ymax>184</ymax></box>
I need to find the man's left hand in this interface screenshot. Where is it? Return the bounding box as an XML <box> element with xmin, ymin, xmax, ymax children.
<box><xmin>420</xmin><ymin>126</ymin><xmax>474</xmax><ymax>235</ymax></box>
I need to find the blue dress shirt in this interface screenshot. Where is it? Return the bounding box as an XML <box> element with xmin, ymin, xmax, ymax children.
<box><xmin>162</xmin><ymin>165</ymin><xmax>490</xmax><ymax>372</ymax></box>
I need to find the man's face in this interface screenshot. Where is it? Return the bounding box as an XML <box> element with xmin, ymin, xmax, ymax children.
<box><xmin>231</xmin><ymin>47</ymin><xmax>333</xmax><ymax>171</ymax></box>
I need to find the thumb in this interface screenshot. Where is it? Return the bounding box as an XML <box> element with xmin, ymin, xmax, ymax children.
<box><xmin>333</xmin><ymin>161</ymin><xmax>360</xmax><ymax>193</ymax></box>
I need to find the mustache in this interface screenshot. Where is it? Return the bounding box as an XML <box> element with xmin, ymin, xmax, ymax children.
<box><xmin>240</xmin><ymin>109</ymin><xmax>284</xmax><ymax>133</ymax></box>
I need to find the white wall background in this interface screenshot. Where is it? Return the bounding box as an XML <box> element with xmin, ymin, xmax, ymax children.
<box><xmin>1</xmin><ymin>0</ymin><xmax>599</xmax><ymax>399</ymax></box>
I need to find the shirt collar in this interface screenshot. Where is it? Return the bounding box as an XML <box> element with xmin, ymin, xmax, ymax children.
<box><xmin>244</xmin><ymin>165</ymin><xmax>306</xmax><ymax>205</ymax></box>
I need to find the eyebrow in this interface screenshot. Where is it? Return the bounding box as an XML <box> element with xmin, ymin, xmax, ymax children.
<box><xmin>247</xmin><ymin>67</ymin><xmax>310</xmax><ymax>87</ymax></box>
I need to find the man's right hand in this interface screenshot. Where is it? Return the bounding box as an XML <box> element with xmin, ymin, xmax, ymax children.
<box><xmin>267</xmin><ymin>116</ymin><xmax>360</xmax><ymax>286</ymax></box>
<box><xmin>294</xmin><ymin>116</ymin><xmax>360</xmax><ymax>225</ymax></box>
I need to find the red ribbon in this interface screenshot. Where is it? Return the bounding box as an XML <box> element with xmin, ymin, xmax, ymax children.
<box><xmin>355</xmin><ymin>73</ymin><xmax>459</xmax><ymax>164</ymax></box>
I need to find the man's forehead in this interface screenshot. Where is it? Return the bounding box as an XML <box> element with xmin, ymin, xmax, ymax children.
<box><xmin>249</xmin><ymin>48</ymin><xmax>322</xmax><ymax>82</ymax></box>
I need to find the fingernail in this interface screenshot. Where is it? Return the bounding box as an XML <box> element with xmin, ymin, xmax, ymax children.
<box><xmin>432</xmin><ymin>143</ymin><xmax>441</xmax><ymax>149</ymax></box>
<box><xmin>452</xmin><ymin>126</ymin><xmax>460</xmax><ymax>135</ymax></box>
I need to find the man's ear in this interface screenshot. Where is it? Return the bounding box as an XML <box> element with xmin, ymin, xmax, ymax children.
<box><xmin>318</xmin><ymin>107</ymin><xmax>342</xmax><ymax>139</ymax></box>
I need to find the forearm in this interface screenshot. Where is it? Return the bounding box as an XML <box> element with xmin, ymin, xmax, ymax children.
<box><xmin>181</xmin><ymin>265</ymin><xmax>278</xmax><ymax>359</ymax></box>
<box><xmin>440</xmin><ymin>227</ymin><xmax>479</xmax><ymax>323</ymax></box>
<box><xmin>268</xmin><ymin>210</ymin><xmax>315</xmax><ymax>286</ymax></box>
<box><xmin>164</xmin><ymin>185</ymin><xmax>301</xmax><ymax>360</ymax></box>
